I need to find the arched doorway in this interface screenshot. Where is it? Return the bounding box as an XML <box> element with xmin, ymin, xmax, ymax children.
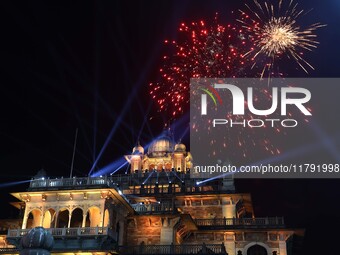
<box><xmin>247</xmin><ymin>245</ymin><xmax>268</xmax><ymax>255</ymax></box>
<box><xmin>56</xmin><ymin>208</ymin><xmax>69</xmax><ymax>228</ymax></box>
<box><xmin>70</xmin><ymin>208</ymin><xmax>83</xmax><ymax>228</ymax></box>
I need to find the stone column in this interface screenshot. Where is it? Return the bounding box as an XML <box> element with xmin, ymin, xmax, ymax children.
<box><xmin>224</xmin><ymin>232</ymin><xmax>235</xmax><ymax>255</ymax></box>
<box><xmin>160</xmin><ymin>227</ymin><xmax>174</xmax><ymax>244</ymax></box>
<box><xmin>160</xmin><ymin>217</ymin><xmax>174</xmax><ymax>245</ymax></box>
<box><xmin>278</xmin><ymin>233</ymin><xmax>288</xmax><ymax>255</ymax></box>
<box><xmin>67</xmin><ymin>212</ymin><xmax>71</xmax><ymax>228</ymax></box>
<box><xmin>279</xmin><ymin>237</ymin><xmax>287</xmax><ymax>255</ymax></box>
<box><xmin>221</xmin><ymin>198</ymin><xmax>236</xmax><ymax>220</ymax></box>
<box><xmin>39</xmin><ymin>213</ymin><xmax>44</xmax><ymax>227</ymax></box>
<box><xmin>82</xmin><ymin>214</ymin><xmax>87</xmax><ymax>227</ymax></box>
<box><xmin>118</xmin><ymin>220</ymin><xmax>124</xmax><ymax>246</ymax></box>
<box><xmin>279</xmin><ymin>241</ymin><xmax>287</xmax><ymax>255</ymax></box>
<box><xmin>22</xmin><ymin>206</ymin><xmax>30</xmax><ymax>229</ymax></box>
<box><xmin>22</xmin><ymin>215</ymin><xmax>29</xmax><ymax>229</ymax></box>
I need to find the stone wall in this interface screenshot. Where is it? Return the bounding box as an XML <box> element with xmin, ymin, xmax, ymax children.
<box><xmin>126</xmin><ymin>216</ymin><xmax>162</xmax><ymax>245</ymax></box>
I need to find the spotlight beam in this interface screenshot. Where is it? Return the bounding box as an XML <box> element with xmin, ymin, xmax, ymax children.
<box><xmin>91</xmin><ymin>157</ymin><xmax>127</xmax><ymax>177</ymax></box>
<box><xmin>89</xmin><ymin>84</ymin><xmax>142</xmax><ymax>176</ymax></box>
<box><xmin>137</xmin><ymin>102</ymin><xmax>154</xmax><ymax>142</ymax></box>
<box><xmin>142</xmin><ymin>171</ymin><xmax>154</xmax><ymax>185</ymax></box>
<box><xmin>309</xmin><ymin>121</ymin><xmax>340</xmax><ymax>162</ymax></box>
<box><xmin>173</xmin><ymin>171</ymin><xmax>183</xmax><ymax>182</ymax></box>
<box><xmin>0</xmin><ymin>180</ymin><xmax>31</xmax><ymax>189</ymax></box>
<box><xmin>93</xmin><ymin>87</ymin><xmax>98</xmax><ymax>163</ymax></box>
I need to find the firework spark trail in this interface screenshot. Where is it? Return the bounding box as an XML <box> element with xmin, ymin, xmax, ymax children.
<box><xmin>238</xmin><ymin>0</ymin><xmax>326</xmax><ymax>77</ymax></box>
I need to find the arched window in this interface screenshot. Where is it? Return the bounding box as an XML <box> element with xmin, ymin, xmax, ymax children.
<box><xmin>26</xmin><ymin>209</ymin><xmax>42</xmax><ymax>228</ymax></box>
<box><xmin>43</xmin><ymin>209</ymin><xmax>56</xmax><ymax>228</ymax></box>
<box><xmin>85</xmin><ymin>206</ymin><xmax>101</xmax><ymax>227</ymax></box>
<box><xmin>56</xmin><ymin>208</ymin><xmax>69</xmax><ymax>228</ymax></box>
<box><xmin>70</xmin><ymin>208</ymin><xmax>83</xmax><ymax>228</ymax></box>
<box><xmin>247</xmin><ymin>245</ymin><xmax>268</xmax><ymax>255</ymax></box>
<box><xmin>165</xmin><ymin>163</ymin><xmax>172</xmax><ymax>171</ymax></box>
<box><xmin>157</xmin><ymin>164</ymin><xmax>163</xmax><ymax>171</ymax></box>
<box><xmin>149</xmin><ymin>164</ymin><xmax>155</xmax><ymax>171</ymax></box>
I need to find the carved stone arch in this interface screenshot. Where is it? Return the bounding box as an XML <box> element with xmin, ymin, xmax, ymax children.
<box><xmin>244</xmin><ymin>242</ymin><xmax>270</xmax><ymax>255</ymax></box>
<box><xmin>56</xmin><ymin>207</ymin><xmax>70</xmax><ymax>228</ymax></box>
<box><xmin>70</xmin><ymin>207</ymin><xmax>83</xmax><ymax>228</ymax></box>
<box><xmin>27</xmin><ymin>207</ymin><xmax>43</xmax><ymax>214</ymax></box>
<box><xmin>42</xmin><ymin>208</ymin><xmax>56</xmax><ymax>228</ymax></box>
<box><xmin>85</xmin><ymin>206</ymin><xmax>101</xmax><ymax>227</ymax></box>
<box><xmin>70</xmin><ymin>205</ymin><xmax>84</xmax><ymax>213</ymax></box>
<box><xmin>26</xmin><ymin>208</ymin><xmax>43</xmax><ymax>228</ymax></box>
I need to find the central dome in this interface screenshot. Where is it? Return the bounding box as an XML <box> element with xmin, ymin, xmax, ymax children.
<box><xmin>147</xmin><ymin>132</ymin><xmax>174</xmax><ymax>157</ymax></box>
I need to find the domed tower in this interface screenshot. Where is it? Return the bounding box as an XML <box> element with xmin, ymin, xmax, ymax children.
<box><xmin>132</xmin><ymin>143</ymin><xmax>144</xmax><ymax>155</ymax></box>
<box><xmin>173</xmin><ymin>141</ymin><xmax>187</xmax><ymax>172</ymax></box>
<box><xmin>124</xmin><ymin>142</ymin><xmax>144</xmax><ymax>173</ymax></box>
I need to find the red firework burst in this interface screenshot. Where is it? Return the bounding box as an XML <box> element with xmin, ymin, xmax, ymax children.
<box><xmin>149</xmin><ymin>14</ymin><xmax>254</xmax><ymax>118</ymax></box>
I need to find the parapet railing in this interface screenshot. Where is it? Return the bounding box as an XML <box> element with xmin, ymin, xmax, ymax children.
<box><xmin>7</xmin><ymin>226</ymin><xmax>109</xmax><ymax>238</ymax></box>
<box><xmin>28</xmin><ymin>175</ymin><xmax>233</xmax><ymax>197</ymax></box>
<box><xmin>29</xmin><ymin>176</ymin><xmax>110</xmax><ymax>189</ymax></box>
<box><xmin>194</xmin><ymin>217</ymin><xmax>285</xmax><ymax>228</ymax></box>
<box><xmin>117</xmin><ymin>243</ymin><xmax>227</xmax><ymax>255</ymax></box>
<box><xmin>1</xmin><ymin>243</ymin><xmax>226</xmax><ymax>254</ymax></box>
<box><xmin>29</xmin><ymin>174</ymin><xmax>194</xmax><ymax>189</ymax></box>
<box><xmin>0</xmin><ymin>248</ymin><xmax>19</xmax><ymax>254</ymax></box>
<box><xmin>132</xmin><ymin>202</ymin><xmax>175</xmax><ymax>214</ymax></box>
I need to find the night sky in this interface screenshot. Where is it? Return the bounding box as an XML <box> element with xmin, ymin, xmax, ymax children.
<box><xmin>1</xmin><ymin>1</ymin><xmax>340</xmax><ymax>254</ymax></box>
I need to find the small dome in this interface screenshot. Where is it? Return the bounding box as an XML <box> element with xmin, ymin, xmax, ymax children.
<box><xmin>20</xmin><ymin>227</ymin><xmax>54</xmax><ymax>251</ymax></box>
<box><xmin>175</xmin><ymin>143</ymin><xmax>186</xmax><ymax>152</ymax></box>
<box><xmin>132</xmin><ymin>143</ymin><xmax>144</xmax><ymax>154</ymax></box>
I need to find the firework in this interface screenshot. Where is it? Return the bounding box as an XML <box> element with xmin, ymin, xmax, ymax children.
<box><xmin>150</xmin><ymin>15</ymin><xmax>282</xmax><ymax>160</ymax></box>
<box><xmin>149</xmin><ymin>14</ymin><xmax>252</xmax><ymax>118</ymax></box>
<box><xmin>238</xmin><ymin>0</ymin><xmax>326</xmax><ymax>77</ymax></box>
<box><xmin>149</xmin><ymin>8</ymin><xmax>318</xmax><ymax>162</ymax></box>
<box><xmin>149</xmin><ymin>15</ymin><xmax>283</xmax><ymax>161</ymax></box>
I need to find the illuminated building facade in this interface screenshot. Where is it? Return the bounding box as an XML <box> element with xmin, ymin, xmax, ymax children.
<box><xmin>0</xmin><ymin>133</ymin><xmax>303</xmax><ymax>255</ymax></box>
